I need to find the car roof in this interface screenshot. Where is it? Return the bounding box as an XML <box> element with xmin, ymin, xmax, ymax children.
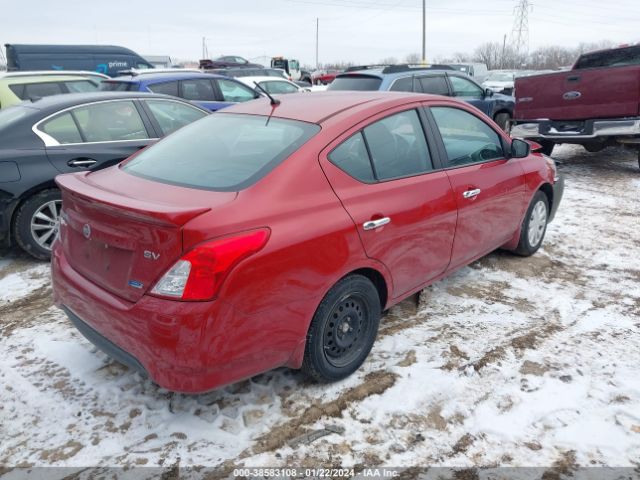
<box><xmin>106</xmin><ymin>72</ymin><xmax>228</xmax><ymax>83</ymax></box>
<box><xmin>19</xmin><ymin>91</ymin><xmax>188</xmax><ymax>111</ymax></box>
<box><xmin>337</xmin><ymin>68</ymin><xmax>454</xmax><ymax>81</ymax></box>
<box><xmin>224</xmin><ymin>91</ymin><xmax>438</xmax><ymax>125</ymax></box>
<box><xmin>0</xmin><ymin>74</ymin><xmax>99</xmax><ymax>84</ymax></box>
<box><xmin>239</xmin><ymin>76</ymin><xmax>294</xmax><ymax>84</ymax></box>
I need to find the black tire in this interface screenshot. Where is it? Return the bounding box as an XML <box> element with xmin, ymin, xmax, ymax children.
<box><xmin>13</xmin><ymin>189</ymin><xmax>62</xmax><ymax>261</ymax></box>
<box><xmin>514</xmin><ymin>191</ymin><xmax>549</xmax><ymax>257</ymax></box>
<box><xmin>302</xmin><ymin>274</ymin><xmax>381</xmax><ymax>382</ymax></box>
<box><xmin>494</xmin><ymin>112</ymin><xmax>511</xmax><ymax>132</ymax></box>
<box><xmin>538</xmin><ymin>140</ymin><xmax>555</xmax><ymax>156</ymax></box>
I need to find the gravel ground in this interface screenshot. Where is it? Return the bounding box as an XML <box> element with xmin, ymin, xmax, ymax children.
<box><xmin>1</xmin><ymin>145</ymin><xmax>639</xmax><ymax>476</ymax></box>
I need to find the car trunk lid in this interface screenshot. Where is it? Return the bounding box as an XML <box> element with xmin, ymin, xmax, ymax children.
<box><xmin>56</xmin><ymin>168</ymin><xmax>237</xmax><ymax>302</ymax></box>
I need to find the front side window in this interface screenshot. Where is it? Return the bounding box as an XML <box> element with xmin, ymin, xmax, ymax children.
<box><xmin>328</xmin><ymin>133</ymin><xmax>374</xmax><ymax>182</ymax></box>
<box><xmin>64</xmin><ymin>80</ymin><xmax>99</xmax><ymax>93</ymax></box>
<box><xmin>148</xmin><ymin>81</ymin><xmax>179</xmax><ymax>97</ymax></box>
<box><xmin>431</xmin><ymin>107</ymin><xmax>504</xmax><ymax>167</ymax></box>
<box><xmin>41</xmin><ymin>112</ymin><xmax>83</xmax><ymax>144</ymax></box>
<box><xmin>449</xmin><ymin>76</ymin><xmax>483</xmax><ymax>98</ymax></box>
<box><xmin>145</xmin><ymin>99</ymin><xmax>207</xmax><ymax>135</ymax></box>
<box><xmin>72</xmin><ymin>101</ymin><xmax>148</xmax><ymax>142</ymax></box>
<box><xmin>363</xmin><ymin>110</ymin><xmax>433</xmax><ymax>180</ymax></box>
<box><xmin>259</xmin><ymin>80</ymin><xmax>299</xmax><ymax>94</ymax></box>
<box><xmin>180</xmin><ymin>79</ymin><xmax>216</xmax><ymax>101</ymax></box>
<box><xmin>216</xmin><ymin>79</ymin><xmax>257</xmax><ymax>102</ymax></box>
<box><xmin>123</xmin><ymin>114</ymin><xmax>320</xmax><ymax>191</ymax></box>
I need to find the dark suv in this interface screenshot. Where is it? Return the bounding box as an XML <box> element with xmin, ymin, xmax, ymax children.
<box><xmin>328</xmin><ymin>65</ymin><xmax>515</xmax><ymax>130</ymax></box>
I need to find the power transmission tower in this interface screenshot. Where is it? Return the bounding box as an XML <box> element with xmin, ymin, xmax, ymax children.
<box><xmin>510</xmin><ymin>0</ymin><xmax>530</xmax><ymax>68</ymax></box>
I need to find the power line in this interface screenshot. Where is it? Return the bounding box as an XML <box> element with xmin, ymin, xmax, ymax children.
<box><xmin>510</xmin><ymin>0</ymin><xmax>531</xmax><ymax>66</ymax></box>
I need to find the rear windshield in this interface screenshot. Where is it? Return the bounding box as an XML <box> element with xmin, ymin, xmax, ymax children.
<box><xmin>328</xmin><ymin>75</ymin><xmax>383</xmax><ymax>91</ymax></box>
<box><xmin>123</xmin><ymin>113</ymin><xmax>320</xmax><ymax>191</ymax></box>
<box><xmin>100</xmin><ymin>81</ymin><xmax>136</xmax><ymax>91</ymax></box>
<box><xmin>575</xmin><ymin>46</ymin><xmax>640</xmax><ymax>69</ymax></box>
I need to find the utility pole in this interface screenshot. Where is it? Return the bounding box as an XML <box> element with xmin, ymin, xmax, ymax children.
<box><xmin>510</xmin><ymin>0</ymin><xmax>530</xmax><ymax>68</ymax></box>
<box><xmin>421</xmin><ymin>0</ymin><xmax>426</xmax><ymax>63</ymax></box>
<box><xmin>501</xmin><ymin>33</ymin><xmax>507</xmax><ymax>69</ymax></box>
<box><xmin>316</xmin><ymin>18</ymin><xmax>319</xmax><ymax>70</ymax></box>
<box><xmin>202</xmin><ymin>37</ymin><xmax>208</xmax><ymax>60</ymax></box>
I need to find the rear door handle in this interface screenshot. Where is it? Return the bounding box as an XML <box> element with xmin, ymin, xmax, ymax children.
<box><xmin>463</xmin><ymin>189</ymin><xmax>481</xmax><ymax>199</ymax></box>
<box><xmin>67</xmin><ymin>158</ymin><xmax>97</xmax><ymax>168</ymax></box>
<box><xmin>567</xmin><ymin>76</ymin><xmax>580</xmax><ymax>82</ymax></box>
<box><xmin>363</xmin><ymin>217</ymin><xmax>391</xmax><ymax>230</ymax></box>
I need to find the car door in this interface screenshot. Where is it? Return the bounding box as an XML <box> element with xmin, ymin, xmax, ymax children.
<box><xmin>320</xmin><ymin>107</ymin><xmax>458</xmax><ymax>298</ymax></box>
<box><xmin>427</xmin><ymin>104</ymin><xmax>526</xmax><ymax>269</ymax></box>
<box><xmin>447</xmin><ymin>74</ymin><xmax>492</xmax><ymax>116</ymax></box>
<box><xmin>37</xmin><ymin>99</ymin><xmax>157</xmax><ymax>175</ymax></box>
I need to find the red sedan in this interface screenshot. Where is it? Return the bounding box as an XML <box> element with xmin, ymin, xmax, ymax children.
<box><xmin>52</xmin><ymin>92</ymin><xmax>564</xmax><ymax>393</ymax></box>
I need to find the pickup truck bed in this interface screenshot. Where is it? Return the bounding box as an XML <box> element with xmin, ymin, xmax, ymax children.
<box><xmin>511</xmin><ymin>44</ymin><xmax>640</xmax><ymax>167</ymax></box>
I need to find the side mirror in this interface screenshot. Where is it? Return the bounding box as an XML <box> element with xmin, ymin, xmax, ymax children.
<box><xmin>484</xmin><ymin>88</ymin><xmax>494</xmax><ymax>98</ymax></box>
<box><xmin>511</xmin><ymin>138</ymin><xmax>531</xmax><ymax>158</ymax></box>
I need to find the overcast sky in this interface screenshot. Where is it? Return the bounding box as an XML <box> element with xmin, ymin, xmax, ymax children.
<box><xmin>2</xmin><ymin>0</ymin><xmax>638</xmax><ymax>66</ymax></box>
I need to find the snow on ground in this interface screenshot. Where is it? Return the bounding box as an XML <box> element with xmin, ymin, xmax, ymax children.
<box><xmin>0</xmin><ymin>146</ymin><xmax>639</xmax><ymax>475</ymax></box>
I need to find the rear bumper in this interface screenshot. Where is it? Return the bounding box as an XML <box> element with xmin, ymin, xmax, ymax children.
<box><xmin>512</xmin><ymin>117</ymin><xmax>640</xmax><ymax>141</ymax></box>
<box><xmin>51</xmin><ymin>245</ymin><xmax>301</xmax><ymax>393</ymax></box>
<box><xmin>549</xmin><ymin>174</ymin><xmax>564</xmax><ymax>223</ymax></box>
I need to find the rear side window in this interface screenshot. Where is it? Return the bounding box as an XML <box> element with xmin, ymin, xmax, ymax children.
<box><xmin>431</xmin><ymin>107</ymin><xmax>504</xmax><ymax>167</ymax></box>
<box><xmin>9</xmin><ymin>82</ymin><xmax>63</xmax><ymax>100</ymax></box>
<box><xmin>329</xmin><ymin>133</ymin><xmax>375</xmax><ymax>182</ymax></box>
<box><xmin>419</xmin><ymin>76</ymin><xmax>449</xmax><ymax>96</ymax></box>
<box><xmin>328</xmin><ymin>75</ymin><xmax>383</xmax><ymax>91</ymax></box>
<box><xmin>389</xmin><ymin>77</ymin><xmax>415</xmax><ymax>92</ymax></box>
<box><xmin>575</xmin><ymin>46</ymin><xmax>640</xmax><ymax>69</ymax></box>
<box><xmin>41</xmin><ymin>112</ymin><xmax>83</xmax><ymax>144</ymax></box>
<box><xmin>363</xmin><ymin>110</ymin><xmax>433</xmax><ymax>180</ymax></box>
<box><xmin>449</xmin><ymin>76</ymin><xmax>483</xmax><ymax>98</ymax></box>
<box><xmin>148</xmin><ymin>81</ymin><xmax>179</xmax><ymax>96</ymax></box>
<box><xmin>123</xmin><ymin>114</ymin><xmax>320</xmax><ymax>191</ymax></box>
<box><xmin>181</xmin><ymin>79</ymin><xmax>216</xmax><ymax>101</ymax></box>
<box><xmin>217</xmin><ymin>79</ymin><xmax>258</xmax><ymax>102</ymax></box>
<box><xmin>145</xmin><ymin>99</ymin><xmax>207</xmax><ymax>135</ymax></box>
<box><xmin>72</xmin><ymin>101</ymin><xmax>148</xmax><ymax>142</ymax></box>
<box><xmin>260</xmin><ymin>81</ymin><xmax>298</xmax><ymax>94</ymax></box>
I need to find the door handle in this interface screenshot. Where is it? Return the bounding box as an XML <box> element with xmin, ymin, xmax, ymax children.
<box><xmin>363</xmin><ymin>217</ymin><xmax>391</xmax><ymax>230</ymax></box>
<box><xmin>567</xmin><ymin>75</ymin><xmax>580</xmax><ymax>82</ymax></box>
<box><xmin>463</xmin><ymin>189</ymin><xmax>481</xmax><ymax>199</ymax></box>
<box><xmin>67</xmin><ymin>158</ymin><xmax>97</xmax><ymax>168</ymax></box>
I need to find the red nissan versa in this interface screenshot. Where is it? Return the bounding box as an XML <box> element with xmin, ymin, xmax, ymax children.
<box><xmin>51</xmin><ymin>91</ymin><xmax>564</xmax><ymax>393</ymax></box>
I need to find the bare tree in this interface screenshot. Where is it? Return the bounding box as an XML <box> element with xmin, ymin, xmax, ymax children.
<box><xmin>473</xmin><ymin>42</ymin><xmax>502</xmax><ymax>70</ymax></box>
<box><xmin>379</xmin><ymin>56</ymin><xmax>399</xmax><ymax>65</ymax></box>
<box><xmin>405</xmin><ymin>53</ymin><xmax>422</xmax><ymax>63</ymax></box>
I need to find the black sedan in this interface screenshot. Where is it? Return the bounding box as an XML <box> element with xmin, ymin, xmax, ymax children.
<box><xmin>0</xmin><ymin>92</ymin><xmax>209</xmax><ymax>259</ymax></box>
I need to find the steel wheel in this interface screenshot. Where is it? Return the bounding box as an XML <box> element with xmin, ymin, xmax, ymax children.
<box><xmin>527</xmin><ymin>200</ymin><xmax>548</xmax><ymax>248</ymax></box>
<box><xmin>30</xmin><ymin>199</ymin><xmax>62</xmax><ymax>251</ymax></box>
<box><xmin>323</xmin><ymin>294</ymin><xmax>370</xmax><ymax>368</ymax></box>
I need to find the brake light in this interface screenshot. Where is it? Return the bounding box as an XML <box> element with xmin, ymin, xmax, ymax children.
<box><xmin>151</xmin><ymin>229</ymin><xmax>270</xmax><ymax>301</ymax></box>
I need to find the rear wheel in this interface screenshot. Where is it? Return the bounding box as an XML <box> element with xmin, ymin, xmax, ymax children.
<box><xmin>494</xmin><ymin>112</ymin><xmax>511</xmax><ymax>132</ymax></box>
<box><xmin>514</xmin><ymin>191</ymin><xmax>549</xmax><ymax>257</ymax></box>
<box><xmin>13</xmin><ymin>189</ymin><xmax>62</xmax><ymax>260</ymax></box>
<box><xmin>302</xmin><ymin>275</ymin><xmax>381</xmax><ymax>382</ymax></box>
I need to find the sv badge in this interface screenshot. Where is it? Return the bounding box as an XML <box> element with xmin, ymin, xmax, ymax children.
<box><xmin>143</xmin><ymin>250</ymin><xmax>161</xmax><ymax>260</ymax></box>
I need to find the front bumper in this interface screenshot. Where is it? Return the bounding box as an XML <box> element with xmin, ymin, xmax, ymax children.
<box><xmin>51</xmin><ymin>245</ymin><xmax>299</xmax><ymax>393</ymax></box>
<box><xmin>549</xmin><ymin>174</ymin><xmax>564</xmax><ymax>223</ymax></box>
<box><xmin>512</xmin><ymin>118</ymin><xmax>640</xmax><ymax>141</ymax></box>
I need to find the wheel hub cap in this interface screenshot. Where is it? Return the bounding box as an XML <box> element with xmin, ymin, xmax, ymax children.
<box><xmin>527</xmin><ymin>200</ymin><xmax>548</xmax><ymax>247</ymax></box>
<box><xmin>30</xmin><ymin>200</ymin><xmax>62</xmax><ymax>251</ymax></box>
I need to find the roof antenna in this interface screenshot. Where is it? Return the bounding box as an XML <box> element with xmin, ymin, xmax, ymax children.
<box><xmin>254</xmin><ymin>82</ymin><xmax>280</xmax><ymax>106</ymax></box>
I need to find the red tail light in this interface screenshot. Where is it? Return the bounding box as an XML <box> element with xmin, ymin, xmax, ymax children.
<box><xmin>151</xmin><ymin>229</ymin><xmax>270</xmax><ymax>301</ymax></box>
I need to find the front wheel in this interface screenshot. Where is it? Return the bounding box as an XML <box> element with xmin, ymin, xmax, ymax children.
<box><xmin>302</xmin><ymin>275</ymin><xmax>381</xmax><ymax>382</ymax></box>
<box><xmin>514</xmin><ymin>191</ymin><xmax>549</xmax><ymax>257</ymax></box>
<box><xmin>13</xmin><ymin>189</ymin><xmax>62</xmax><ymax>260</ymax></box>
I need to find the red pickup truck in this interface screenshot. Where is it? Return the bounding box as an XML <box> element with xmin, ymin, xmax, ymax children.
<box><xmin>511</xmin><ymin>44</ymin><xmax>640</xmax><ymax>167</ymax></box>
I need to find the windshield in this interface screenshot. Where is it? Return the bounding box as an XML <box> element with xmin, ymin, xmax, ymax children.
<box><xmin>328</xmin><ymin>75</ymin><xmax>383</xmax><ymax>91</ymax></box>
<box><xmin>485</xmin><ymin>72</ymin><xmax>514</xmax><ymax>82</ymax></box>
<box><xmin>123</xmin><ymin>113</ymin><xmax>320</xmax><ymax>191</ymax></box>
